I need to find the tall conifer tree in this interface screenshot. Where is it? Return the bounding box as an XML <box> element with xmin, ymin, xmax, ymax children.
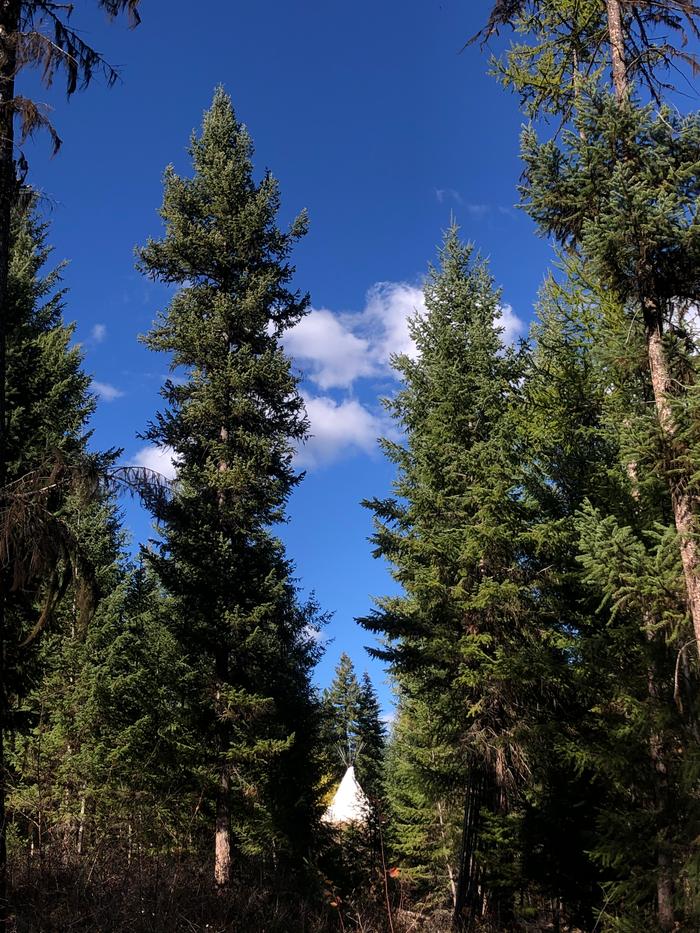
<box><xmin>138</xmin><ymin>88</ymin><xmax>321</xmax><ymax>887</ymax></box>
<box><xmin>0</xmin><ymin>193</ymin><xmax>100</xmax><ymax>918</ymax></box>
<box><xmin>362</xmin><ymin>225</ymin><xmax>527</xmax><ymax>926</ymax></box>
<box><xmin>479</xmin><ymin>3</ymin><xmax>700</xmax><ymax>924</ymax></box>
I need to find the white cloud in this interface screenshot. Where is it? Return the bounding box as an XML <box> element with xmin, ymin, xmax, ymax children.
<box><xmin>92</xmin><ymin>380</ymin><xmax>124</xmax><ymax>402</ymax></box>
<box><xmin>499</xmin><ymin>303</ymin><xmax>526</xmax><ymax>344</ymax></box>
<box><xmin>281</xmin><ymin>281</ymin><xmax>524</xmax><ymax>469</ymax></box>
<box><xmin>296</xmin><ymin>394</ymin><xmax>384</xmax><ymax>468</ymax></box>
<box><xmin>285</xmin><ymin>283</ymin><xmax>425</xmax><ymax>391</ymax></box>
<box><xmin>283</xmin><ymin>308</ymin><xmax>374</xmax><ymax>390</ymax></box>
<box><xmin>360</xmin><ymin>282</ymin><xmax>423</xmax><ymax>365</ymax></box>
<box><xmin>132</xmin><ymin>444</ymin><xmax>178</xmax><ymax>481</ymax></box>
<box><xmin>91</xmin><ymin>323</ymin><xmax>107</xmax><ymax>343</ymax></box>
<box><xmin>284</xmin><ymin>283</ymin><xmax>523</xmax><ymax>396</ymax></box>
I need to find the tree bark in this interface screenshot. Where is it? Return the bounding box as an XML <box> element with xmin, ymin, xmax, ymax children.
<box><xmin>646</xmin><ymin>315</ymin><xmax>700</xmax><ymax>658</ymax></box>
<box><xmin>214</xmin><ymin>767</ymin><xmax>231</xmax><ymax>888</ymax></box>
<box><xmin>605</xmin><ymin>0</ymin><xmax>628</xmax><ymax>100</ymax></box>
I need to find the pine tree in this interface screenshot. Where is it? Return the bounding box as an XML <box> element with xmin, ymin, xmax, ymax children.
<box><xmin>321</xmin><ymin>656</ymin><xmax>386</xmax><ymax>804</ymax></box>
<box><xmin>384</xmin><ymin>691</ymin><xmax>462</xmax><ymax>910</ymax></box>
<box><xmin>322</xmin><ymin>653</ymin><xmax>362</xmax><ymax>778</ymax></box>
<box><xmin>361</xmin><ymin>223</ymin><xmax>528</xmax><ymax>927</ymax></box>
<box><xmin>0</xmin><ymin>193</ymin><xmax>103</xmax><ymax>916</ymax></box>
<box><xmin>137</xmin><ymin>88</ymin><xmax>322</xmax><ymax>888</ymax></box>
<box><xmin>355</xmin><ymin>672</ymin><xmax>386</xmax><ymax>804</ymax></box>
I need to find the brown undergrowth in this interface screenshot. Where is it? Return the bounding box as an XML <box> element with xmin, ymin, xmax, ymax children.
<box><xmin>6</xmin><ymin>854</ymin><xmax>456</xmax><ymax>933</ymax></box>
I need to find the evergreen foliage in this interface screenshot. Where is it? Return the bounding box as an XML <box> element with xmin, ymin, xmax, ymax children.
<box><xmin>137</xmin><ymin>87</ymin><xmax>323</xmax><ymax>879</ymax></box>
<box><xmin>361</xmin><ymin>224</ymin><xmax>531</xmax><ymax>924</ymax></box>
<box><xmin>3</xmin><ymin>3</ymin><xmax>700</xmax><ymax>928</ymax></box>
<box><xmin>321</xmin><ymin>654</ymin><xmax>386</xmax><ymax>803</ymax></box>
<box><xmin>384</xmin><ymin>692</ymin><xmax>462</xmax><ymax>910</ymax></box>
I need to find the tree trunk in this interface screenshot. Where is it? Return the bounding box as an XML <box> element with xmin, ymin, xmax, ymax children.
<box><xmin>646</xmin><ymin>315</ymin><xmax>700</xmax><ymax>658</ymax></box>
<box><xmin>656</xmin><ymin>845</ymin><xmax>675</xmax><ymax>932</ymax></box>
<box><xmin>605</xmin><ymin>0</ymin><xmax>628</xmax><ymax>100</ymax></box>
<box><xmin>436</xmin><ymin>799</ymin><xmax>457</xmax><ymax>908</ymax></box>
<box><xmin>77</xmin><ymin>792</ymin><xmax>86</xmax><ymax>858</ymax></box>
<box><xmin>213</xmin><ymin>417</ymin><xmax>233</xmax><ymax>889</ymax></box>
<box><xmin>213</xmin><ymin>634</ymin><xmax>231</xmax><ymax>888</ymax></box>
<box><xmin>214</xmin><ymin>767</ymin><xmax>231</xmax><ymax>888</ymax></box>
<box><xmin>453</xmin><ymin>765</ymin><xmax>486</xmax><ymax>931</ymax></box>
<box><xmin>646</xmin><ymin>653</ymin><xmax>675</xmax><ymax>931</ymax></box>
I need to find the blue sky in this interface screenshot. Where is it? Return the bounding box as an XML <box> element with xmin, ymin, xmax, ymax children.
<box><xmin>22</xmin><ymin>0</ymin><xmax>555</xmax><ymax>711</ymax></box>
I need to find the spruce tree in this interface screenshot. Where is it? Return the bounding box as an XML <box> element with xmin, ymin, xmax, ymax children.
<box><xmin>137</xmin><ymin>88</ymin><xmax>321</xmax><ymax>887</ymax></box>
<box><xmin>321</xmin><ymin>656</ymin><xmax>386</xmax><ymax>803</ymax></box>
<box><xmin>384</xmin><ymin>692</ymin><xmax>462</xmax><ymax>910</ymax></box>
<box><xmin>361</xmin><ymin>224</ymin><xmax>528</xmax><ymax>926</ymax></box>
<box><xmin>355</xmin><ymin>672</ymin><xmax>386</xmax><ymax>804</ymax></box>
<box><xmin>0</xmin><ymin>193</ymin><xmax>101</xmax><ymax>917</ymax></box>
<box><xmin>322</xmin><ymin>653</ymin><xmax>362</xmax><ymax>777</ymax></box>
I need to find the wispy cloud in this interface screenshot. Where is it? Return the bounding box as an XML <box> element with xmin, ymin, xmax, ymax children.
<box><xmin>464</xmin><ymin>203</ymin><xmax>491</xmax><ymax>217</ymax></box>
<box><xmin>435</xmin><ymin>187</ymin><xmax>464</xmax><ymax>205</ymax></box>
<box><xmin>132</xmin><ymin>444</ymin><xmax>178</xmax><ymax>481</ymax></box>
<box><xmin>93</xmin><ymin>380</ymin><xmax>124</xmax><ymax>402</ymax></box>
<box><xmin>435</xmin><ymin>193</ymin><xmax>515</xmax><ymax>218</ymax></box>
<box><xmin>90</xmin><ymin>323</ymin><xmax>107</xmax><ymax>344</ymax></box>
<box><xmin>463</xmin><ymin>203</ymin><xmax>514</xmax><ymax>218</ymax></box>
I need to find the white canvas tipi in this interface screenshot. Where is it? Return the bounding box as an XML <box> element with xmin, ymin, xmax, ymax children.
<box><xmin>321</xmin><ymin>766</ymin><xmax>371</xmax><ymax>826</ymax></box>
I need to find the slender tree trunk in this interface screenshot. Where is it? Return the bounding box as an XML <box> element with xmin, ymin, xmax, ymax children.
<box><xmin>646</xmin><ymin>653</ymin><xmax>675</xmax><ymax>931</ymax></box>
<box><xmin>646</xmin><ymin>316</ymin><xmax>700</xmax><ymax>656</ymax></box>
<box><xmin>77</xmin><ymin>792</ymin><xmax>86</xmax><ymax>858</ymax></box>
<box><xmin>436</xmin><ymin>799</ymin><xmax>457</xmax><ymax>908</ymax></box>
<box><xmin>605</xmin><ymin>0</ymin><xmax>628</xmax><ymax>100</ymax></box>
<box><xmin>212</xmin><ymin>417</ymin><xmax>233</xmax><ymax>889</ymax></box>
<box><xmin>214</xmin><ymin>767</ymin><xmax>231</xmax><ymax>888</ymax></box>
<box><xmin>0</xmin><ymin>6</ymin><xmax>17</xmax><ymax>925</ymax></box>
<box><xmin>213</xmin><ymin>633</ymin><xmax>232</xmax><ymax>887</ymax></box>
<box><xmin>604</xmin><ymin>0</ymin><xmax>700</xmax><ymax>662</ymax></box>
<box><xmin>453</xmin><ymin>765</ymin><xmax>485</xmax><ymax>931</ymax></box>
